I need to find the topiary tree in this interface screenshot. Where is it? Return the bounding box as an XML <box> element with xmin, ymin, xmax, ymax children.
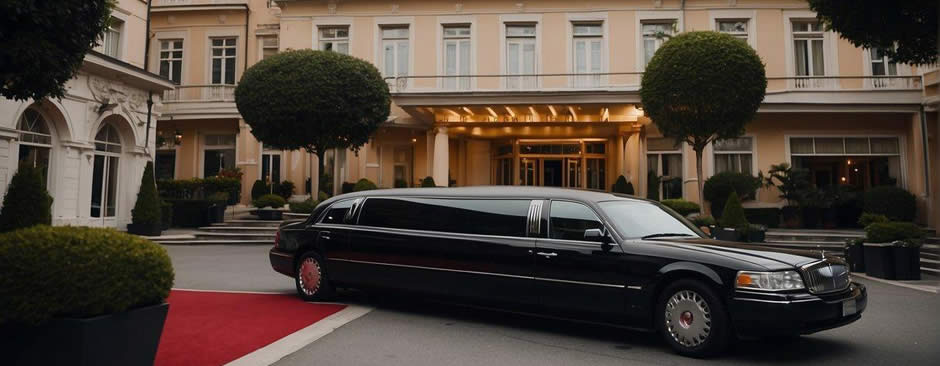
<box><xmin>251</xmin><ymin>179</ymin><xmax>269</xmax><ymax>200</ymax></box>
<box><xmin>353</xmin><ymin>178</ymin><xmax>378</xmax><ymax>192</ymax></box>
<box><xmin>130</xmin><ymin>162</ymin><xmax>161</xmax><ymax>231</ymax></box>
<box><xmin>612</xmin><ymin>175</ymin><xmax>635</xmax><ymax>195</ymax></box>
<box><xmin>646</xmin><ymin>171</ymin><xmax>661</xmax><ymax>201</ymax></box>
<box><xmin>703</xmin><ymin>171</ymin><xmax>762</xmax><ymax>217</ymax></box>
<box><xmin>641</xmin><ymin>31</ymin><xmax>766</xmax><ymax>214</ymax></box>
<box><xmin>718</xmin><ymin>191</ymin><xmax>750</xmax><ymax>230</ymax></box>
<box><xmin>0</xmin><ymin>164</ymin><xmax>53</xmax><ymax>232</ymax></box>
<box><xmin>1</xmin><ymin>0</ymin><xmax>114</xmax><ymax>101</ymax></box>
<box><xmin>275</xmin><ymin>180</ymin><xmax>295</xmax><ymax>199</ymax></box>
<box><xmin>421</xmin><ymin>176</ymin><xmax>436</xmax><ymax>187</ymax></box>
<box><xmin>235</xmin><ymin>50</ymin><xmax>390</xmax><ymax>194</ymax></box>
<box><xmin>808</xmin><ymin>0</ymin><xmax>937</xmax><ymax>65</ymax></box>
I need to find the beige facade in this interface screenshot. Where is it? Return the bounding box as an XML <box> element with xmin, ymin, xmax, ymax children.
<box><xmin>151</xmin><ymin>0</ymin><xmax>939</xmax><ymax>228</ymax></box>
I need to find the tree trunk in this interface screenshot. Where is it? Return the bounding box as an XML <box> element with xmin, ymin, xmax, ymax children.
<box><xmin>695</xmin><ymin>148</ymin><xmax>705</xmax><ymax>215</ymax></box>
<box><xmin>316</xmin><ymin>148</ymin><xmax>326</xmax><ymax>197</ymax></box>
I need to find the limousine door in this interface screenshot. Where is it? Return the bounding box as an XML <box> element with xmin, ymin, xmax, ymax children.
<box><xmin>533</xmin><ymin>200</ymin><xmax>629</xmax><ymax>320</ymax></box>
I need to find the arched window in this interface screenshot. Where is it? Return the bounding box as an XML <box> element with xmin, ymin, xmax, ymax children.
<box><xmin>91</xmin><ymin>124</ymin><xmax>121</xmax><ymax>218</ymax></box>
<box><xmin>16</xmin><ymin>108</ymin><xmax>53</xmax><ymax>188</ymax></box>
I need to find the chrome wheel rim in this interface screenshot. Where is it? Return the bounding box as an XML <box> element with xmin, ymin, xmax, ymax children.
<box><xmin>665</xmin><ymin>290</ymin><xmax>712</xmax><ymax>348</ymax></box>
<box><xmin>298</xmin><ymin>257</ymin><xmax>322</xmax><ymax>296</ymax></box>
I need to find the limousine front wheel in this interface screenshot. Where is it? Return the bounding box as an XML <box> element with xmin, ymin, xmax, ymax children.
<box><xmin>295</xmin><ymin>252</ymin><xmax>335</xmax><ymax>301</ymax></box>
<box><xmin>657</xmin><ymin>279</ymin><xmax>730</xmax><ymax>358</ymax></box>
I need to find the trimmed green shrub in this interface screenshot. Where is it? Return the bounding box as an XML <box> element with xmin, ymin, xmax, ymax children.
<box><xmin>251</xmin><ymin>179</ymin><xmax>269</xmax><ymax>200</ymax></box>
<box><xmin>858</xmin><ymin>212</ymin><xmax>890</xmax><ymax>227</ymax></box>
<box><xmin>703</xmin><ymin>171</ymin><xmax>761</xmax><ymax>217</ymax></box>
<box><xmin>0</xmin><ymin>164</ymin><xmax>53</xmax><ymax>232</ymax></box>
<box><xmin>159</xmin><ymin>177</ymin><xmax>240</xmax><ymax>203</ymax></box>
<box><xmin>661</xmin><ymin>199</ymin><xmax>700</xmax><ymax>216</ymax></box>
<box><xmin>253</xmin><ymin>194</ymin><xmax>286</xmax><ymax>208</ymax></box>
<box><xmin>394</xmin><ymin>179</ymin><xmax>408</xmax><ymax>188</ymax></box>
<box><xmin>612</xmin><ymin>175</ymin><xmax>635</xmax><ymax>195</ymax></box>
<box><xmin>318</xmin><ymin>191</ymin><xmax>330</xmax><ymax>202</ymax></box>
<box><xmin>864</xmin><ymin>221</ymin><xmax>925</xmax><ymax>245</ymax></box>
<box><xmin>863</xmin><ymin>186</ymin><xmax>916</xmax><ymax>222</ymax></box>
<box><xmin>207</xmin><ymin>192</ymin><xmax>229</xmax><ymax>203</ymax></box>
<box><xmin>0</xmin><ymin>226</ymin><xmax>174</xmax><ymax>325</ymax></box>
<box><xmin>353</xmin><ymin>178</ymin><xmax>378</xmax><ymax>192</ymax></box>
<box><xmin>691</xmin><ymin>215</ymin><xmax>717</xmax><ymax>227</ymax></box>
<box><xmin>341</xmin><ymin>182</ymin><xmax>356</xmax><ymax>194</ymax></box>
<box><xmin>744</xmin><ymin>207</ymin><xmax>781</xmax><ymax>228</ymax></box>
<box><xmin>421</xmin><ymin>176</ymin><xmax>436</xmax><ymax>187</ymax></box>
<box><xmin>131</xmin><ymin>162</ymin><xmax>162</xmax><ymax>226</ymax></box>
<box><xmin>275</xmin><ymin>180</ymin><xmax>295</xmax><ymax>199</ymax></box>
<box><xmin>289</xmin><ymin>198</ymin><xmax>318</xmax><ymax>214</ymax></box>
<box><xmin>646</xmin><ymin>171</ymin><xmax>661</xmax><ymax>201</ymax></box>
<box><xmin>718</xmin><ymin>191</ymin><xmax>749</xmax><ymax>230</ymax></box>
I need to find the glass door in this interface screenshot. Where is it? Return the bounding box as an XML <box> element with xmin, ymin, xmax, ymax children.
<box><xmin>520</xmin><ymin>159</ymin><xmax>538</xmax><ymax>186</ymax></box>
<box><xmin>542</xmin><ymin>159</ymin><xmax>563</xmax><ymax>187</ymax></box>
<box><xmin>566</xmin><ymin>158</ymin><xmax>581</xmax><ymax>188</ymax></box>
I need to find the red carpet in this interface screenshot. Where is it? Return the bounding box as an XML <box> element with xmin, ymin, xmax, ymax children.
<box><xmin>154</xmin><ymin>290</ymin><xmax>346</xmax><ymax>366</ymax></box>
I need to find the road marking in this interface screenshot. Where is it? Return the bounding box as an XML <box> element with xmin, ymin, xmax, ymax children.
<box><xmin>224</xmin><ymin>304</ymin><xmax>373</xmax><ymax>366</ymax></box>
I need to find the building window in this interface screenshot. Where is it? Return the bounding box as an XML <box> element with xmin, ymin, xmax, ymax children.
<box><xmin>91</xmin><ymin>124</ymin><xmax>121</xmax><ymax>218</ymax></box>
<box><xmin>155</xmin><ymin>150</ymin><xmax>176</xmax><ymax>181</ymax></box>
<box><xmin>505</xmin><ymin>24</ymin><xmax>537</xmax><ymax>89</ymax></box>
<box><xmin>790</xmin><ymin>137</ymin><xmax>901</xmax><ymax>189</ymax></box>
<box><xmin>159</xmin><ymin>39</ymin><xmax>183</xmax><ymax>84</ymax></box>
<box><xmin>211</xmin><ymin>38</ymin><xmax>237</xmax><ymax>85</ymax></box>
<box><xmin>572</xmin><ymin>23</ymin><xmax>602</xmax><ymax>87</ymax></box>
<box><xmin>713</xmin><ymin>137</ymin><xmax>754</xmax><ymax>175</ymax></box>
<box><xmin>716</xmin><ymin>19</ymin><xmax>748</xmax><ymax>41</ymax></box>
<box><xmin>260</xmin><ymin>36</ymin><xmax>278</xmax><ymax>60</ymax></box>
<box><xmin>641</xmin><ymin>21</ymin><xmax>676</xmax><ymax>67</ymax></box>
<box><xmin>380</xmin><ymin>26</ymin><xmax>409</xmax><ymax>78</ymax></box>
<box><xmin>647</xmin><ymin>137</ymin><xmax>682</xmax><ymax>200</ymax></box>
<box><xmin>443</xmin><ymin>25</ymin><xmax>471</xmax><ymax>90</ymax></box>
<box><xmin>203</xmin><ymin>134</ymin><xmax>236</xmax><ymax>178</ymax></box>
<box><xmin>100</xmin><ymin>18</ymin><xmax>123</xmax><ymax>58</ymax></box>
<box><xmin>261</xmin><ymin>144</ymin><xmax>281</xmax><ymax>185</ymax></box>
<box><xmin>792</xmin><ymin>20</ymin><xmax>825</xmax><ymax>78</ymax></box>
<box><xmin>319</xmin><ymin>27</ymin><xmax>349</xmax><ymax>54</ymax></box>
<box><xmin>869</xmin><ymin>48</ymin><xmax>903</xmax><ymax>88</ymax></box>
<box><xmin>16</xmin><ymin>109</ymin><xmax>53</xmax><ymax>189</ymax></box>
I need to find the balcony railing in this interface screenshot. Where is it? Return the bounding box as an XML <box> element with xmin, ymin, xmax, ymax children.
<box><xmin>155</xmin><ymin>0</ymin><xmax>248</xmax><ymax>6</ymax></box>
<box><xmin>163</xmin><ymin>84</ymin><xmax>236</xmax><ymax>103</ymax></box>
<box><xmin>384</xmin><ymin>74</ymin><xmax>923</xmax><ymax>93</ymax></box>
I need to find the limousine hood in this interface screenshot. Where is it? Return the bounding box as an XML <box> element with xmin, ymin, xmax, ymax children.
<box><xmin>640</xmin><ymin>238</ymin><xmax>825</xmax><ymax>271</ymax></box>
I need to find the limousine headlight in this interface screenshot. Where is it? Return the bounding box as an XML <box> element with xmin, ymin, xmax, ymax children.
<box><xmin>735</xmin><ymin>270</ymin><xmax>805</xmax><ymax>291</ymax></box>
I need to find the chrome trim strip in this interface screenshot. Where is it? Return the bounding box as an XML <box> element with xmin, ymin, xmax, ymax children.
<box><xmin>627</xmin><ymin>285</ymin><xmax>643</xmax><ymax>290</ymax></box>
<box><xmin>270</xmin><ymin>251</ymin><xmax>293</xmax><ymax>258</ymax></box>
<box><xmin>732</xmin><ymin>297</ymin><xmax>795</xmax><ymax>304</ymax></box>
<box><xmin>330</xmin><ymin>258</ymin><xmax>625</xmax><ymax>288</ymax></box>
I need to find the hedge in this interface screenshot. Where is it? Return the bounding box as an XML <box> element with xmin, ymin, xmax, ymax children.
<box><xmin>858</xmin><ymin>212</ymin><xmax>889</xmax><ymax>227</ymax></box>
<box><xmin>276</xmin><ymin>180</ymin><xmax>295</xmax><ymax>199</ymax></box>
<box><xmin>253</xmin><ymin>194</ymin><xmax>286</xmax><ymax>208</ymax></box>
<box><xmin>421</xmin><ymin>176</ymin><xmax>436</xmax><ymax>187</ymax></box>
<box><xmin>353</xmin><ymin>178</ymin><xmax>378</xmax><ymax>192</ymax></box>
<box><xmin>661</xmin><ymin>199</ymin><xmax>700</xmax><ymax>216</ymax></box>
<box><xmin>691</xmin><ymin>215</ymin><xmax>716</xmax><ymax>227</ymax></box>
<box><xmin>158</xmin><ymin>177</ymin><xmax>240</xmax><ymax>205</ymax></box>
<box><xmin>703</xmin><ymin>171</ymin><xmax>761</xmax><ymax>218</ymax></box>
<box><xmin>0</xmin><ymin>226</ymin><xmax>174</xmax><ymax>325</ymax></box>
<box><xmin>289</xmin><ymin>198</ymin><xmax>318</xmax><ymax>214</ymax></box>
<box><xmin>864</xmin><ymin>221</ymin><xmax>925</xmax><ymax>244</ymax></box>
<box><xmin>863</xmin><ymin>186</ymin><xmax>916</xmax><ymax>222</ymax></box>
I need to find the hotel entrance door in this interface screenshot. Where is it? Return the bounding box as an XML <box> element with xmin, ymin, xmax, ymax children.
<box><xmin>497</xmin><ymin>140</ymin><xmax>607</xmax><ymax>190</ymax></box>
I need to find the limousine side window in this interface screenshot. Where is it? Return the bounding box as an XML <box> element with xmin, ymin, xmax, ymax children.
<box><xmin>358</xmin><ymin>197</ymin><xmax>531</xmax><ymax>237</ymax></box>
<box><xmin>549</xmin><ymin>201</ymin><xmax>604</xmax><ymax>241</ymax></box>
<box><xmin>320</xmin><ymin>199</ymin><xmax>356</xmax><ymax>224</ymax></box>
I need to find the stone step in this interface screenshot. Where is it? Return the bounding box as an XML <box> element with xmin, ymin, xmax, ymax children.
<box><xmin>922</xmin><ymin>267</ymin><xmax>940</xmax><ymax>277</ymax></box>
<box><xmin>283</xmin><ymin>213</ymin><xmax>310</xmax><ymax>220</ymax></box>
<box><xmin>140</xmin><ymin>234</ymin><xmax>196</xmax><ymax>241</ymax></box>
<box><xmin>194</xmin><ymin>232</ymin><xmax>276</xmax><ymax>241</ymax></box>
<box><xmin>198</xmin><ymin>226</ymin><xmax>279</xmax><ymax>233</ymax></box>
<box><xmin>921</xmin><ymin>252</ymin><xmax>940</xmax><ymax>261</ymax></box>
<box><xmin>211</xmin><ymin>219</ymin><xmax>282</xmax><ymax>227</ymax></box>
<box><xmin>920</xmin><ymin>258</ymin><xmax>940</xmax><ymax>270</ymax></box>
<box><xmin>156</xmin><ymin>239</ymin><xmax>273</xmax><ymax>246</ymax></box>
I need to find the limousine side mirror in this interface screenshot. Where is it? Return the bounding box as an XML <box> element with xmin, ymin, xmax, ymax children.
<box><xmin>583</xmin><ymin>228</ymin><xmax>610</xmax><ymax>244</ymax></box>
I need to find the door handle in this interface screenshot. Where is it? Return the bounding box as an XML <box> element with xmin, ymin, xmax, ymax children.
<box><xmin>536</xmin><ymin>252</ymin><xmax>557</xmax><ymax>258</ymax></box>
<box><xmin>320</xmin><ymin>231</ymin><xmax>331</xmax><ymax>241</ymax></box>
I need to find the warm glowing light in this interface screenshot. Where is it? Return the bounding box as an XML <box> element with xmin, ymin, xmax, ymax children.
<box><xmin>528</xmin><ymin>106</ymin><xmax>538</xmax><ymax>117</ymax></box>
<box><xmin>486</xmin><ymin>107</ymin><xmax>498</xmax><ymax>118</ymax></box>
<box><xmin>567</xmin><ymin>106</ymin><xmax>578</xmax><ymax>121</ymax></box>
<box><xmin>635</xmin><ymin>106</ymin><xmax>645</xmax><ymax>117</ymax></box>
<box><xmin>461</xmin><ymin>107</ymin><xmax>474</xmax><ymax>115</ymax></box>
<box><xmin>736</xmin><ymin>274</ymin><xmax>752</xmax><ymax>287</ymax></box>
<box><xmin>548</xmin><ymin>105</ymin><xmax>558</xmax><ymax>117</ymax></box>
<box><xmin>847</xmin><ymin>159</ymin><xmax>852</xmax><ymax>165</ymax></box>
<box><xmin>854</xmin><ymin>168</ymin><xmax>859</xmax><ymax>172</ymax></box>
<box><xmin>411</xmin><ymin>138</ymin><xmax>417</xmax><ymax>143</ymax></box>
<box><xmin>841</xmin><ymin>177</ymin><xmax>847</xmax><ymax>182</ymax></box>
<box><xmin>504</xmin><ymin>106</ymin><xmax>516</xmax><ymax>117</ymax></box>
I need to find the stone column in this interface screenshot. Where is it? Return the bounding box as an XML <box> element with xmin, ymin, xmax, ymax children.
<box><xmin>432</xmin><ymin>127</ymin><xmax>449</xmax><ymax>186</ymax></box>
<box><xmin>616</xmin><ymin>134</ymin><xmax>626</xmax><ymax>179</ymax></box>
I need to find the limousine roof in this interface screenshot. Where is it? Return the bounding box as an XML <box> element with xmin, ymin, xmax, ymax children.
<box><xmin>325</xmin><ymin>186</ymin><xmax>650</xmax><ymax>204</ymax></box>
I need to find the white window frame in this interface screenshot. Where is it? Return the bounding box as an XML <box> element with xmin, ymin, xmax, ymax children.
<box><xmin>709</xmin><ymin>135</ymin><xmax>758</xmax><ymax>176</ymax></box>
<box><xmin>317</xmin><ymin>25</ymin><xmax>351</xmax><ymax>54</ymax></box>
<box><xmin>499</xmin><ymin>14</ymin><xmax>542</xmax><ymax>90</ymax></box>
<box><xmin>209</xmin><ymin>37</ymin><xmax>238</xmax><ymax>85</ymax></box>
<box><xmin>374</xmin><ymin>16</ymin><xmax>414</xmax><ymax>90</ymax></box>
<box><xmin>503</xmin><ymin>23</ymin><xmax>539</xmax><ymax>89</ymax></box>
<box><xmin>441</xmin><ymin>23</ymin><xmax>473</xmax><ymax>90</ymax></box>
<box><xmin>90</xmin><ymin>124</ymin><xmax>122</xmax><ymax>220</ymax></box>
<box><xmin>709</xmin><ymin>10</ymin><xmax>757</xmax><ymax>48</ymax></box>
<box><xmin>159</xmin><ymin>39</ymin><xmax>184</xmax><ymax>84</ymax></box>
<box><xmin>863</xmin><ymin>47</ymin><xmax>913</xmax><ymax>89</ymax></box>
<box><xmin>646</xmin><ymin>137</ymin><xmax>685</xmax><ymax>201</ymax></box>
<box><xmin>98</xmin><ymin>16</ymin><xmax>125</xmax><ymax>59</ymax></box>
<box><xmin>199</xmin><ymin>133</ymin><xmax>238</xmax><ymax>179</ymax></box>
<box><xmin>784</xmin><ymin>134</ymin><xmax>907</xmax><ymax>188</ymax></box>
<box><xmin>567</xmin><ymin>13</ymin><xmax>608</xmax><ymax>88</ymax></box>
<box><xmin>14</xmin><ymin>107</ymin><xmax>56</xmax><ymax>191</ymax></box>
<box><xmin>783</xmin><ymin>11</ymin><xmax>840</xmax><ymax>89</ymax></box>
<box><xmin>258</xmin><ymin>35</ymin><xmax>279</xmax><ymax>61</ymax></box>
<box><xmin>260</xmin><ymin>144</ymin><xmax>284</xmax><ymax>184</ymax></box>
<box><xmin>436</xmin><ymin>15</ymin><xmax>477</xmax><ymax>91</ymax></box>
<box><xmin>636</xmin><ymin>11</ymin><xmax>682</xmax><ymax>71</ymax></box>
<box><xmin>313</xmin><ymin>17</ymin><xmax>353</xmax><ymax>55</ymax></box>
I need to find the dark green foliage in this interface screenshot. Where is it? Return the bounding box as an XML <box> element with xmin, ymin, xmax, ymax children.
<box><xmin>661</xmin><ymin>199</ymin><xmax>701</xmax><ymax>216</ymax></box>
<box><xmin>863</xmin><ymin>186</ymin><xmax>916</xmax><ymax>222</ymax></box>
<box><xmin>0</xmin><ymin>0</ymin><xmax>114</xmax><ymax>101</ymax></box>
<box><xmin>318</xmin><ymin>191</ymin><xmax>330</xmax><ymax>202</ymax></box>
<box><xmin>158</xmin><ymin>177</ymin><xmax>239</xmax><ymax>202</ymax></box>
<box><xmin>161</xmin><ymin>201</ymin><xmax>173</xmax><ymax>230</ymax></box>
<box><xmin>808</xmin><ymin>0</ymin><xmax>937</xmax><ymax>65</ymax></box>
<box><xmin>251</xmin><ymin>179</ymin><xmax>269</xmax><ymax>200</ymax></box>
<box><xmin>691</xmin><ymin>215</ymin><xmax>717</xmax><ymax>228</ymax></box>
<box><xmin>421</xmin><ymin>176</ymin><xmax>436</xmax><ymax>187</ymax></box>
<box><xmin>353</xmin><ymin>178</ymin><xmax>378</xmax><ymax>192</ymax></box>
<box><xmin>858</xmin><ymin>213</ymin><xmax>890</xmax><ymax>227</ymax></box>
<box><xmin>341</xmin><ymin>182</ymin><xmax>356</xmax><ymax>194</ymax></box>
<box><xmin>289</xmin><ymin>198</ymin><xmax>318</xmax><ymax>214</ymax></box>
<box><xmin>760</xmin><ymin>163</ymin><xmax>811</xmax><ymax>206</ymax></box>
<box><xmin>253</xmin><ymin>194</ymin><xmax>286</xmax><ymax>209</ymax></box>
<box><xmin>703</xmin><ymin>171</ymin><xmax>761</xmax><ymax>217</ymax></box>
<box><xmin>394</xmin><ymin>179</ymin><xmax>408</xmax><ymax>188</ymax></box>
<box><xmin>0</xmin><ymin>164</ymin><xmax>53</xmax><ymax>232</ymax></box>
<box><xmin>744</xmin><ymin>208</ymin><xmax>781</xmax><ymax>228</ymax></box>
<box><xmin>131</xmin><ymin>162</ymin><xmax>161</xmax><ymax>226</ymax></box>
<box><xmin>646</xmin><ymin>171</ymin><xmax>661</xmax><ymax>201</ymax></box>
<box><xmin>612</xmin><ymin>175</ymin><xmax>635</xmax><ymax>195</ymax></box>
<box><xmin>0</xmin><ymin>226</ymin><xmax>174</xmax><ymax>325</ymax></box>
<box><xmin>207</xmin><ymin>192</ymin><xmax>229</xmax><ymax>203</ymax></box>
<box><xmin>275</xmin><ymin>180</ymin><xmax>295</xmax><ymax>199</ymax></box>
<box><xmin>864</xmin><ymin>222</ymin><xmax>925</xmax><ymax>245</ymax></box>
<box><xmin>718</xmin><ymin>192</ymin><xmax>749</xmax><ymax>230</ymax></box>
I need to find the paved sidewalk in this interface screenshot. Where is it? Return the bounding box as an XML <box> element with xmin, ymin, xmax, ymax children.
<box><xmin>853</xmin><ymin>273</ymin><xmax>940</xmax><ymax>294</ymax></box>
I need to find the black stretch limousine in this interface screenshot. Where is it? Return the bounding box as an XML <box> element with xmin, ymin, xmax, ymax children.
<box><xmin>269</xmin><ymin>187</ymin><xmax>866</xmax><ymax>357</ymax></box>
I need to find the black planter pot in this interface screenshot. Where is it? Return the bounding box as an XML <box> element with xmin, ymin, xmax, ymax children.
<box><xmin>844</xmin><ymin>243</ymin><xmax>866</xmax><ymax>272</ymax></box>
<box><xmin>165</xmin><ymin>199</ymin><xmax>214</xmax><ymax>228</ymax></box>
<box><xmin>893</xmin><ymin>246</ymin><xmax>921</xmax><ymax>280</ymax></box>
<box><xmin>864</xmin><ymin>243</ymin><xmax>896</xmax><ymax>280</ymax></box>
<box><xmin>746</xmin><ymin>228</ymin><xmax>766</xmax><ymax>243</ymax></box>
<box><xmin>207</xmin><ymin>204</ymin><xmax>226</xmax><ymax>224</ymax></box>
<box><xmin>126</xmin><ymin>222</ymin><xmax>163</xmax><ymax>237</ymax></box>
<box><xmin>801</xmin><ymin>206</ymin><xmax>822</xmax><ymax>229</ymax></box>
<box><xmin>715</xmin><ymin>228</ymin><xmax>746</xmax><ymax>242</ymax></box>
<box><xmin>255</xmin><ymin>208</ymin><xmax>283</xmax><ymax>221</ymax></box>
<box><xmin>0</xmin><ymin>303</ymin><xmax>169</xmax><ymax>366</ymax></box>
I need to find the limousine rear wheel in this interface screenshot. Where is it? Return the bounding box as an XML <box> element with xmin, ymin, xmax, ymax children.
<box><xmin>657</xmin><ymin>279</ymin><xmax>730</xmax><ymax>358</ymax></box>
<box><xmin>295</xmin><ymin>252</ymin><xmax>335</xmax><ymax>301</ymax></box>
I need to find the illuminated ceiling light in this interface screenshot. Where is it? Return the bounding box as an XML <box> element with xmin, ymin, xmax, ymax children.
<box><xmin>411</xmin><ymin>138</ymin><xmax>417</xmax><ymax>143</ymax></box>
<box><xmin>547</xmin><ymin>105</ymin><xmax>558</xmax><ymax>117</ymax></box>
<box><xmin>847</xmin><ymin>159</ymin><xmax>852</xmax><ymax>165</ymax></box>
<box><xmin>635</xmin><ymin>105</ymin><xmax>645</xmax><ymax>117</ymax></box>
<box><xmin>602</xmin><ymin>107</ymin><xmax>610</xmax><ymax>122</ymax></box>
<box><xmin>504</xmin><ymin>106</ymin><xmax>516</xmax><ymax>117</ymax></box>
<box><xmin>486</xmin><ymin>107</ymin><xmax>498</xmax><ymax>118</ymax></box>
<box><xmin>528</xmin><ymin>106</ymin><xmax>538</xmax><ymax>117</ymax></box>
<box><xmin>841</xmin><ymin>177</ymin><xmax>847</xmax><ymax>182</ymax></box>
<box><xmin>567</xmin><ymin>106</ymin><xmax>577</xmax><ymax>121</ymax></box>
<box><xmin>445</xmin><ymin>108</ymin><xmax>461</xmax><ymax>118</ymax></box>
<box><xmin>462</xmin><ymin>107</ymin><xmax>474</xmax><ymax>115</ymax></box>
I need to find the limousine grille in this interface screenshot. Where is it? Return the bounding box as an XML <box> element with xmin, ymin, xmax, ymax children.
<box><xmin>801</xmin><ymin>259</ymin><xmax>851</xmax><ymax>294</ymax></box>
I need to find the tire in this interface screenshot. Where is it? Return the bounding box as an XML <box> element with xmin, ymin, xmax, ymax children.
<box><xmin>656</xmin><ymin>279</ymin><xmax>731</xmax><ymax>358</ymax></box>
<box><xmin>294</xmin><ymin>252</ymin><xmax>335</xmax><ymax>302</ymax></box>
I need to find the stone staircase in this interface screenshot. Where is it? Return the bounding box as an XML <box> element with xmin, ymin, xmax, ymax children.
<box><xmin>151</xmin><ymin>219</ymin><xmax>280</xmax><ymax>245</ymax></box>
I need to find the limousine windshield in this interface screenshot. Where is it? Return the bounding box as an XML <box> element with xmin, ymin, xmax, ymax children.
<box><xmin>599</xmin><ymin>200</ymin><xmax>701</xmax><ymax>240</ymax></box>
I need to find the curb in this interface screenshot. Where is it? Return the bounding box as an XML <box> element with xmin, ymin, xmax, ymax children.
<box><xmin>852</xmin><ymin>273</ymin><xmax>940</xmax><ymax>294</ymax></box>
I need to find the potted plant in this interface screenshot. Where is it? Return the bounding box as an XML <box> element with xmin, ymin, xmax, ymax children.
<box><xmin>863</xmin><ymin>221</ymin><xmax>925</xmax><ymax>280</ymax></box>
<box><xmin>715</xmin><ymin>192</ymin><xmax>750</xmax><ymax>242</ymax></box>
<box><xmin>702</xmin><ymin>171</ymin><xmax>761</xmax><ymax>218</ymax></box>
<box><xmin>128</xmin><ymin>162</ymin><xmax>163</xmax><ymax>236</ymax></box>
<box><xmin>691</xmin><ymin>215</ymin><xmax>717</xmax><ymax>237</ymax></box>
<box><xmin>0</xmin><ymin>226</ymin><xmax>174</xmax><ymax>366</ymax></box>
<box><xmin>611</xmin><ymin>175</ymin><xmax>635</xmax><ymax>195</ymax></box>
<box><xmin>843</xmin><ymin>238</ymin><xmax>866</xmax><ymax>272</ymax></box>
<box><xmin>253</xmin><ymin>194</ymin><xmax>287</xmax><ymax>220</ymax></box>
<box><xmin>206</xmin><ymin>191</ymin><xmax>229</xmax><ymax>224</ymax></box>
<box><xmin>759</xmin><ymin>163</ymin><xmax>810</xmax><ymax>229</ymax></box>
<box><xmin>421</xmin><ymin>176</ymin><xmax>436</xmax><ymax>187</ymax></box>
